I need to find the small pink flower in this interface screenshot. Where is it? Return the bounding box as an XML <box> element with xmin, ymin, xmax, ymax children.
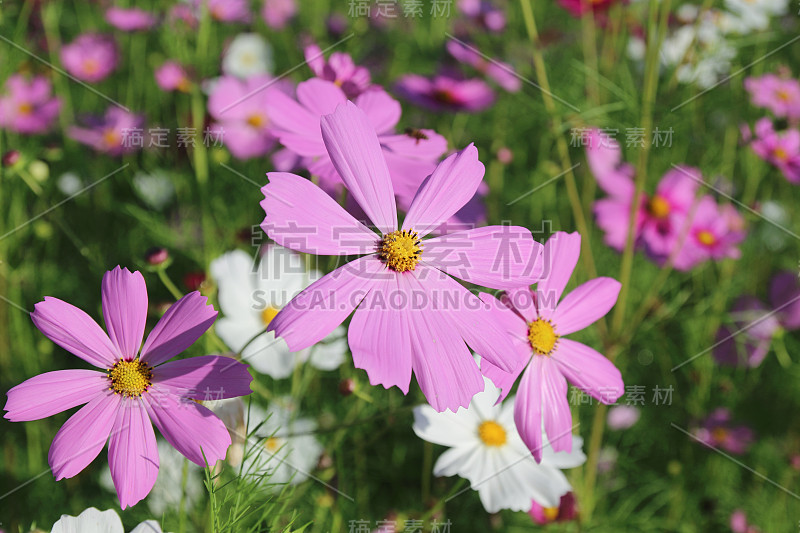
<box><xmin>69</xmin><ymin>107</ymin><xmax>144</xmax><ymax>156</ymax></box>
<box><xmin>105</xmin><ymin>7</ymin><xmax>158</xmax><ymax>32</ymax></box>
<box><xmin>60</xmin><ymin>34</ymin><xmax>119</xmax><ymax>83</ymax></box>
<box><xmin>673</xmin><ymin>197</ymin><xmax>746</xmax><ymax>270</ymax></box>
<box><xmin>693</xmin><ymin>408</ymin><xmax>754</xmax><ymax>455</ymax></box>
<box><xmin>480</xmin><ymin>231</ymin><xmax>623</xmax><ymax>462</ymax></box>
<box><xmin>261</xmin><ymin>102</ymin><xmax>542</xmax><ymax>412</ymax></box>
<box><xmin>0</xmin><ymin>74</ymin><xmax>60</xmax><ymax>134</ymax></box>
<box><xmin>770</xmin><ymin>271</ymin><xmax>800</xmax><ymax>330</ymax></box>
<box><xmin>304</xmin><ymin>44</ymin><xmax>371</xmax><ymax>99</ymax></box>
<box><xmin>193</xmin><ymin>0</ymin><xmax>252</xmax><ymax>23</ymax></box>
<box><xmin>529</xmin><ymin>492</ymin><xmax>578</xmax><ymax>524</ymax></box>
<box><xmin>395</xmin><ymin>73</ymin><xmax>495</xmax><ymax>113</ymax></box>
<box><xmin>713</xmin><ymin>296</ymin><xmax>780</xmax><ymax>368</ymax></box>
<box><xmin>744</xmin><ymin>74</ymin><xmax>800</xmax><ymax>121</ymax></box>
<box><xmin>607</xmin><ymin>405</ymin><xmax>640</xmax><ymax>430</ymax></box>
<box><xmin>262</xmin><ymin>0</ymin><xmax>298</xmax><ymax>29</ymax></box>
<box><xmin>558</xmin><ymin>0</ymin><xmax>624</xmax><ymax>17</ymax></box>
<box><xmin>169</xmin><ymin>4</ymin><xmax>198</xmax><ymax>27</ymax></box>
<box><xmin>446</xmin><ymin>39</ymin><xmax>521</xmax><ymax>93</ymax></box>
<box><xmin>155</xmin><ymin>61</ymin><xmax>191</xmax><ymax>93</ymax></box>
<box><xmin>457</xmin><ymin>0</ymin><xmax>506</xmax><ymax>32</ymax></box>
<box><xmin>3</xmin><ymin>267</ymin><xmax>253</xmax><ymax>508</ymax></box>
<box><xmin>749</xmin><ymin>118</ymin><xmax>800</xmax><ymax>184</ymax></box>
<box><xmin>730</xmin><ymin>509</ymin><xmax>761</xmax><ymax>533</ymax></box>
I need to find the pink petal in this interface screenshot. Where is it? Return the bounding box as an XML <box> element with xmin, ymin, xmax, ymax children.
<box><xmin>355</xmin><ymin>88</ymin><xmax>401</xmax><ymax>134</ymax></box>
<box><xmin>503</xmin><ymin>286</ymin><xmax>537</xmax><ymax>322</ymax></box>
<box><xmin>4</xmin><ymin>370</ymin><xmax>107</xmax><ymax>422</ymax></box>
<box><xmin>423</xmin><ymin>226</ymin><xmax>542</xmax><ymax>289</ymax></box>
<box><xmin>49</xmin><ymin>390</ymin><xmax>121</xmax><ymax>479</ymax></box>
<box><xmin>273</xmin><ymin>130</ymin><xmax>326</xmax><ymax>157</ymax></box>
<box><xmin>108</xmin><ymin>399</ymin><xmax>158</xmax><ymax>509</ymax></box>
<box><xmin>143</xmin><ymin>387</ymin><xmax>231</xmax><ymax>466</ymax></box>
<box><xmin>477</xmin><ymin>292</ymin><xmax>530</xmax><ymax>401</ymax></box>
<box><xmin>404</xmin><ymin>269</ymin><xmax>484</xmax><ymax>412</ymax></box>
<box><xmin>31</xmin><ymin>297</ymin><xmax>119</xmax><ymax>368</ymax></box>
<box><xmin>348</xmin><ymin>274</ymin><xmax>413</xmax><ymax>394</ymax></box>
<box><xmin>320</xmin><ymin>101</ymin><xmax>397</xmax><ymax>234</ymax></box>
<box><xmin>263</xmin><ymin>88</ymin><xmax>320</xmax><ymax>136</ymax></box>
<box><xmin>551</xmin><ymin>277</ymin><xmax>621</xmax><ymax>335</ymax></box>
<box><xmin>402</xmin><ymin>144</ymin><xmax>486</xmax><ymax>237</ymax></box>
<box><xmin>101</xmin><ymin>267</ymin><xmax>148</xmax><ymax>360</ymax></box>
<box><xmin>152</xmin><ymin>355</ymin><xmax>253</xmax><ymax>398</ymax></box>
<box><xmin>296</xmin><ymin>78</ymin><xmax>347</xmax><ymax>117</ymax></box>
<box><xmin>536</xmin><ymin>231</ymin><xmax>581</xmax><ymax>319</ymax></box>
<box><xmin>514</xmin><ymin>360</ymin><xmax>544</xmax><ymax>462</ymax></box>
<box><xmin>139</xmin><ymin>292</ymin><xmax>218</xmax><ymax>366</ymax></box>
<box><xmin>261</xmin><ymin>172</ymin><xmax>378</xmax><ymax>255</ymax></box>
<box><xmin>268</xmin><ymin>255</ymin><xmax>386</xmax><ymax>351</ymax></box>
<box><xmin>553</xmin><ymin>339</ymin><xmax>623</xmax><ymax>404</ymax></box>
<box><xmin>540</xmin><ymin>356</ymin><xmax>572</xmax><ymax>453</ymax></box>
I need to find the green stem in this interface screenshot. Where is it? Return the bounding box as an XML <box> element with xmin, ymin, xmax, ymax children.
<box><xmin>157</xmin><ymin>268</ymin><xmax>184</xmax><ymax>301</ymax></box>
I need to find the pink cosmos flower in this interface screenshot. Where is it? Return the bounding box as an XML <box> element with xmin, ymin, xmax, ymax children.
<box><xmin>607</xmin><ymin>405</ymin><xmax>640</xmax><ymax>430</ymax></box>
<box><xmin>192</xmin><ymin>0</ymin><xmax>252</xmax><ymax>23</ymax></box>
<box><xmin>713</xmin><ymin>296</ymin><xmax>780</xmax><ymax>368</ymax></box>
<box><xmin>262</xmin><ymin>0</ymin><xmax>298</xmax><ymax>29</ymax></box>
<box><xmin>457</xmin><ymin>0</ymin><xmax>506</xmax><ymax>32</ymax></box>
<box><xmin>395</xmin><ymin>73</ymin><xmax>495</xmax><ymax>113</ymax></box>
<box><xmin>261</xmin><ymin>102</ymin><xmax>542</xmax><ymax>412</ymax></box>
<box><xmin>3</xmin><ymin>267</ymin><xmax>253</xmax><ymax>508</ymax></box>
<box><xmin>0</xmin><ymin>74</ymin><xmax>61</xmax><ymax>134</ymax></box>
<box><xmin>479</xmin><ymin>231</ymin><xmax>623</xmax><ymax>461</ymax></box>
<box><xmin>446</xmin><ymin>40</ymin><xmax>521</xmax><ymax>93</ymax></box>
<box><xmin>749</xmin><ymin>118</ymin><xmax>800</xmax><ymax>184</ymax></box>
<box><xmin>558</xmin><ymin>0</ymin><xmax>623</xmax><ymax>17</ymax></box>
<box><xmin>672</xmin><ymin>197</ymin><xmax>746</xmax><ymax>270</ymax></box>
<box><xmin>60</xmin><ymin>34</ymin><xmax>119</xmax><ymax>83</ymax></box>
<box><xmin>693</xmin><ymin>408</ymin><xmax>754</xmax><ymax>455</ymax></box>
<box><xmin>155</xmin><ymin>61</ymin><xmax>191</xmax><ymax>93</ymax></box>
<box><xmin>207</xmin><ymin>75</ymin><xmax>290</xmax><ymax>160</ymax></box>
<box><xmin>265</xmin><ymin>79</ymin><xmax>448</xmax><ymax>211</ymax></box>
<box><xmin>529</xmin><ymin>492</ymin><xmax>577</xmax><ymax>524</ymax></box>
<box><xmin>731</xmin><ymin>510</ymin><xmax>761</xmax><ymax>533</ymax></box>
<box><xmin>69</xmin><ymin>107</ymin><xmax>144</xmax><ymax>156</ymax></box>
<box><xmin>304</xmin><ymin>44</ymin><xmax>371</xmax><ymax>99</ymax></box>
<box><xmin>770</xmin><ymin>271</ymin><xmax>800</xmax><ymax>330</ymax></box>
<box><xmin>744</xmin><ymin>74</ymin><xmax>800</xmax><ymax>121</ymax></box>
<box><xmin>105</xmin><ymin>7</ymin><xmax>158</xmax><ymax>32</ymax></box>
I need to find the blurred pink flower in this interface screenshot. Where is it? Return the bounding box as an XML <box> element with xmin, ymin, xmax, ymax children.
<box><xmin>480</xmin><ymin>231</ymin><xmax>623</xmax><ymax>462</ymax></box>
<box><xmin>105</xmin><ymin>7</ymin><xmax>158</xmax><ymax>32</ymax></box>
<box><xmin>169</xmin><ymin>4</ymin><xmax>198</xmax><ymax>27</ymax></box>
<box><xmin>713</xmin><ymin>296</ymin><xmax>780</xmax><ymax>368</ymax></box>
<box><xmin>207</xmin><ymin>74</ymin><xmax>290</xmax><ymax>160</ymax></box>
<box><xmin>0</xmin><ymin>74</ymin><xmax>60</xmax><ymax>134</ymax></box>
<box><xmin>749</xmin><ymin>118</ymin><xmax>800</xmax><ymax>184</ymax></box>
<box><xmin>265</xmin><ymin>79</ymin><xmax>448</xmax><ymax>211</ymax></box>
<box><xmin>192</xmin><ymin>0</ymin><xmax>251</xmax><ymax>23</ymax></box>
<box><xmin>446</xmin><ymin>39</ymin><xmax>521</xmax><ymax>92</ymax></box>
<box><xmin>693</xmin><ymin>408</ymin><xmax>754</xmax><ymax>455</ymax></box>
<box><xmin>3</xmin><ymin>267</ymin><xmax>252</xmax><ymax>509</ymax></box>
<box><xmin>497</xmin><ymin>146</ymin><xmax>513</xmax><ymax>164</ymax></box>
<box><xmin>304</xmin><ymin>44</ymin><xmax>371</xmax><ymax>98</ymax></box>
<box><xmin>558</xmin><ymin>0</ymin><xmax>624</xmax><ymax>17</ymax></box>
<box><xmin>673</xmin><ymin>197</ymin><xmax>746</xmax><ymax>270</ymax></box>
<box><xmin>744</xmin><ymin>74</ymin><xmax>800</xmax><ymax>121</ymax></box>
<box><xmin>730</xmin><ymin>509</ymin><xmax>761</xmax><ymax>533</ymax></box>
<box><xmin>529</xmin><ymin>492</ymin><xmax>577</xmax><ymax>524</ymax></box>
<box><xmin>457</xmin><ymin>0</ymin><xmax>506</xmax><ymax>32</ymax></box>
<box><xmin>607</xmin><ymin>405</ymin><xmax>640</xmax><ymax>430</ymax></box>
<box><xmin>155</xmin><ymin>61</ymin><xmax>191</xmax><ymax>93</ymax></box>
<box><xmin>770</xmin><ymin>271</ymin><xmax>800</xmax><ymax>330</ymax></box>
<box><xmin>395</xmin><ymin>73</ymin><xmax>495</xmax><ymax>113</ymax></box>
<box><xmin>69</xmin><ymin>107</ymin><xmax>144</xmax><ymax>156</ymax></box>
<box><xmin>262</xmin><ymin>0</ymin><xmax>298</xmax><ymax>28</ymax></box>
<box><xmin>60</xmin><ymin>34</ymin><xmax>119</xmax><ymax>83</ymax></box>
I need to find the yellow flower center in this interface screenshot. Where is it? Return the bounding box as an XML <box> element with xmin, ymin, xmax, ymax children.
<box><xmin>83</xmin><ymin>58</ymin><xmax>100</xmax><ymax>75</ymax></box>
<box><xmin>648</xmin><ymin>195</ymin><xmax>671</xmax><ymax>219</ymax></box>
<box><xmin>696</xmin><ymin>230</ymin><xmax>716</xmax><ymax>247</ymax></box>
<box><xmin>711</xmin><ymin>427</ymin><xmax>728</xmax><ymax>442</ymax></box>
<box><xmin>774</xmin><ymin>147</ymin><xmax>789</xmax><ymax>161</ymax></box>
<box><xmin>177</xmin><ymin>77</ymin><xmax>191</xmax><ymax>93</ymax></box>
<box><xmin>108</xmin><ymin>359</ymin><xmax>153</xmax><ymax>397</ymax></box>
<box><xmin>776</xmin><ymin>88</ymin><xmax>792</xmax><ymax>101</ymax></box>
<box><xmin>102</xmin><ymin>129</ymin><xmax>120</xmax><ymax>148</ymax></box>
<box><xmin>264</xmin><ymin>436</ymin><xmax>282</xmax><ymax>452</ymax></box>
<box><xmin>247</xmin><ymin>113</ymin><xmax>266</xmax><ymax>128</ymax></box>
<box><xmin>379</xmin><ymin>229</ymin><xmax>422</xmax><ymax>273</ymax></box>
<box><xmin>17</xmin><ymin>102</ymin><xmax>33</xmax><ymax>115</ymax></box>
<box><xmin>528</xmin><ymin>319</ymin><xmax>558</xmax><ymax>355</ymax></box>
<box><xmin>261</xmin><ymin>306</ymin><xmax>280</xmax><ymax>326</ymax></box>
<box><xmin>478</xmin><ymin>420</ymin><xmax>507</xmax><ymax>447</ymax></box>
<box><xmin>543</xmin><ymin>506</ymin><xmax>560</xmax><ymax>521</ymax></box>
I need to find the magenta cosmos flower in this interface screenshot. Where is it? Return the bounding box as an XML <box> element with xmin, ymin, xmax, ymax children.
<box><xmin>744</xmin><ymin>73</ymin><xmax>800</xmax><ymax>121</ymax></box>
<box><xmin>558</xmin><ymin>0</ymin><xmax>624</xmax><ymax>17</ymax></box>
<box><xmin>713</xmin><ymin>296</ymin><xmax>780</xmax><ymax>368</ymax></box>
<box><xmin>479</xmin><ymin>231</ymin><xmax>623</xmax><ymax>461</ymax></box>
<box><xmin>3</xmin><ymin>267</ymin><xmax>253</xmax><ymax>508</ymax></box>
<box><xmin>446</xmin><ymin>40</ymin><xmax>521</xmax><ymax>93</ymax></box>
<box><xmin>265</xmin><ymin>79</ymin><xmax>448</xmax><ymax>210</ymax></box>
<box><xmin>69</xmin><ymin>107</ymin><xmax>144</xmax><ymax>156</ymax></box>
<box><xmin>262</xmin><ymin>0</ymin><xmax>298</xmax><ymax>29</ymax></box>
<box><xmin>193</xmin><ymin>0</ymin><xmax>251</xmax><ymax>23</ymax></box>
<box><xmin>395</xmin><ymin>73</ymin><xmax>495</xmax><ymax>113</ymax></box>
<box><xmin>692</xmin><ymin>408</ymin><xmax>754</xmax><ymax>455</ymax></box>
<box><xmin>529</xmin><ymin>492</ymin><xmax>577</xmax><ymax>525</ymax></box>
<box><xmin>0</xmin><ymin>74</ymin><xmax>60</xmax><ymax>134</ymax></box>
<box><xmin>457</xmin><ymin>0</ymin><xmax>506</xmax><ymax>32</ymax></box>
<box><xmin>672</xmin><ymin>197</ymin><xmax>745</xmax><ymax>270</ymax></box>
<box><xmin>304</xmin><ymin>44</ymin><xmax>371</xmax><ymax>99</ymax></box>
<box><xmin>60</xmin><ymin>34</ymin><xmax>119</xmax><ymax>83</ymax></box>
<box><xmin>261</xmin><ymin>102</ymin><xmax>541</xmax><ymax>412</ymax></box>
<box><xmin>155</xmin><ymin>61</ymin><xmax>191</xmax><ymax>93</ymax></box>
<box><xmin>105</xmin><ymin>7</ymin><xmax>158</xmax><ymax>32</ymax></box>
<box><xmin>748</xmin><ymin>118</ymin><xmax>800</xmax><ymax>184</ymax></box>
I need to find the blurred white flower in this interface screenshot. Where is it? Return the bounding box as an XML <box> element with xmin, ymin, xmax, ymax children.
<box><xmin>607</xmin><ymin>405</ymin><xmax>641</xmax><ymax>430</ymax></box>
<box><xmin>412</xmin><ymin>377</ymin><xmax>585</xmax><ymax>513</ymax></box>
<box><xmin>759</xmin><ymin>200</ymin><xmax>790</xmax><ymax>251</ymax></box>
<box><xmin>242</xmin><ymin>399</ymin><xmax>323</xmax><ymax>490</ymax></box>
<box><xmin>50</xmin><ymin>507</ymin><xmax>168</xmax><ymax>533</ymax></box>
<box><xmin>57</xmin><ymin>172</ymin><xmax>83</xmax><ymax>196</ymax></box>
<box><xmin>725</xmin><ymin>0</ymin><xmax>788</xmax><ymax>32</ymax></box>
<box><xmin>222</xmin><ymin>33</ymin><xmax>273</xmax><ymax>79</ymax></box>
<box><xmin>132</xmin><ymin>170</ymin><xmax>175</xmax><ymax>211</ymax></box>
<box><xmin>210</xmin><ymin>246</ymin><xmax>346</xmax><ymax>378</ymax></box>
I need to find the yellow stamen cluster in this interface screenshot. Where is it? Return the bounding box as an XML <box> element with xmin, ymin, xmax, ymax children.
<box><xmin>379</xmin><ymin>229</ymin><xmax>422</xmax><ymax>272</ymax></box>
<box><xmin>647</xmin><ymin>195</ymin><xmax>671</xmax><ymax>219</ymax></box>
<box><xmin>528</xmin><ymin>319</ymin><xmax>559</xmax><ymax>355</ymax></box>
<box><xmin>17</xmin><ymin>102</ymin><xmax>33</xmax><ymax>115</ymax></box>
<box><xmin>543</xmin><ymin>507</ymin><xmax>560</xmax><ymax>521</ymax></box>
<box><xmin>265</xmin><ymin>436</ymin><xmax>282</xmax><ymax>452</ymax></box>
<box><xmin>696</xmin><ymin>230</ymin><xmax>716</xmax><ymax>247</ymax></box>
<box><xmin>247</xmin><ymin>113</ymin><xmax>266</xmax><ymax>128</ymax></box>
<box><xmin>108</xmin><ymin>359</ymin><xmax>153</xmax><ymax>397</ymax></box>
<box><xmin>261</xmin><ymin>306</ymin><xmax>280</xmax><ymax>326</ymax></box>
<box><xmin>478</xmin><ymin>420</ymin><xmax>507</xmax><ymax>447</ymax></box>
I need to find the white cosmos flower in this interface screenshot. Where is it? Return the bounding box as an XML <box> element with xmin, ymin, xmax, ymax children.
<box><xmin>132</xmin><ymin>170</ymin><xmax>175</xmax><ymax>211</ymax></box>
<box><xmin>725</xmin><ymin>0</ymin><xmax>787</xmax><ymax>32</ymax></box>
<box><xmin>222</xmin><ymin>33</ymin><xmax>273</xmax><ymax>79</ymax></box>
<box><xmin>242</xmin><ymin>399</ymin><xmax>323</xmax><ymax>491</ymax></box>
<box><xmin>412</xmin><ymin>377</ymin><xmax>586</xmax><ymax>514</ymax></box>
<box><xmin>210</xmin><ymin>246</ymin><xmax>346</xmax><ymax>378</ymax></box>
<box><xmin>50</xmin><ymin>507</ymin><xmax>167</xmax><ymax>533</ymax></box>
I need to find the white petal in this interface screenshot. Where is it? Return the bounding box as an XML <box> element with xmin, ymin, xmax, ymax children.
<box><xmin>51</xmin><ymin>507</ymin><xmax>124</xmax><ymax>533</ymax></box>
